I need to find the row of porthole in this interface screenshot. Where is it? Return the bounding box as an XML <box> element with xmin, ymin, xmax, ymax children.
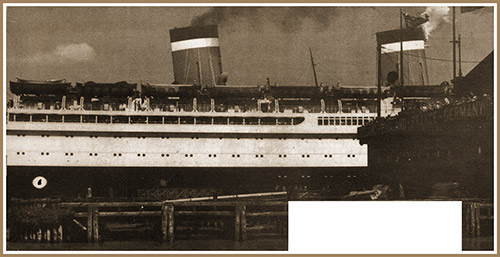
<box><xmin>31</xmin><ymin>153</ymin><xmax>357</xmax><ymax>158</ymax></box>
<box><xmin>25</xmin><ymin>135</ymin><xmax>341</xmax><ymax>141</ymax></box>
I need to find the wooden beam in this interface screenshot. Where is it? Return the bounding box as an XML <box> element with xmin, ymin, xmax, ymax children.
<box><xmin>87</xmin><ymin>206</ymin><xmax>93</xmax><ymax>242</ymax></box>
<box><xmin>167</xmin><ymin>204</ymin><xmax>175</xmax><ymax>242</ymax></box>
<box><xmin>161</xmin><ymin>204</ymin><xmax>168</xmax><ymax>243</ymax></box>
<box><xmin>241</xmin><ymin>205</ymin><xmax>247</xmax><ymax>241</ymax></box>
<box><xmin>92</xmin><ymin>207</ymin><xmax>99</xmax><ymax>242</ymax></box>
<box><xmin>234</xmin><ymin>205</ymin><xmax>241</xmax><ymax>241</ymax></box>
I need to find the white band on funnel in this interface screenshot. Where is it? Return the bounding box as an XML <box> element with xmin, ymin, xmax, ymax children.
<box><xmin>381</xmin><ymin>40</ymin><xmax>425</xmax><ymax>54</ymax></box>
<box><xmin>171</xmin><ymin>38</ymin><xmax>219</xmax><ymax>52</ymax></box>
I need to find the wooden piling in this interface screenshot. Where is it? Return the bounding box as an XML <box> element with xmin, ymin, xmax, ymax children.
<box><xmin>58</xmin><ymin>225</ymin><xmax>63</xmax><ymax>242</ymax></box>
<box><xmin>87</xmin><ymin>206</ymin><xmax>93</xmax><ymax>242</ymax></box>
<box><xmin>167</xmin><ymin>204</ymin><xmax>175</xmax><ymax>242</ymax></box>
<box><xmin>92</xmin><ymin>207</ymin><xmax>99</xmax><ymax>242</ymax></box>
<box><xmin>161</xmin><ymin>204</ymin><xmax>168</xmax><ymax>242</ymax></box>
<box><xmin>234</xmin><ymin>205</ymin><xmax>241</xmax><ymax>241</ymax></box>
<box><xmin>240</xmin><ymin>205</ymin><xmax>247</xmax><ymax>241</ymax></box>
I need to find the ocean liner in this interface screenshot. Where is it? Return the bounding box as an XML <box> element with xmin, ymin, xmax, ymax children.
<box><xmin>6</xmin><ymin>25</ymin><xmax>446</xmax><ymax>198</ymax></box>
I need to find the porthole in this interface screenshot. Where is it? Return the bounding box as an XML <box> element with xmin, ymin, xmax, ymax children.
<box><xmin>209</xmin><ymin>154</ymin><xmax>212</xmax><ymax>157</ymax></box>
<box><xmin>190</xmin><ymin>154</ymin><xmax>193</xmax><ymax>157</ymax></box>
<box><xmin>138</xmin><ymin>154</ymin><xmax>141</xmax><ymax>157</ymax></box>
<box><xmin>283</xmin><ymin>154</ymin><xmax>287</xmax><ymax>158</ymax></box>
<box><xmin>114</xmin><ymin>153</ymin><xmax>117</xmax><ymax>156</ymax></box>
<box><xmin>142</xmin><ymin>154</ymin><xmax>145</xmax><ymax>157</ymax></box>
<box><xmin>260</xmin><ymin>154</ymin><xmax>263</xmax><ymax>158</ymax></box>
<box><xmin>161</xmin><ymin>154</ymin><xmax>164</xmax><ymax>157</ymax></box>
<box><xmin>22</xmin><ymin>152</ymin><xmax>25</xmax><ymax>155</ymax></box>
<box><xmin>118</xmin><ymin>153</ymin><xmax>121</xmax><ymax>156</ymax></box>
<box><xmin>185</xmin><ymin>154</ymin><xmax>188</xmax><ymax>157</ymax></box>
<box><xmin>237</xmin><ymin>154</ymin><xmax>240</xmax><ymax>157</ymax></box>
<box><xmin>306</xmin><ymin>155</ymin><xmax>310</xmax><ymax>158</ymax></box>
<box><xmin>70</xmin><ymin>153</ymin><xmax>73</xmax><ymax>156</ymax></box>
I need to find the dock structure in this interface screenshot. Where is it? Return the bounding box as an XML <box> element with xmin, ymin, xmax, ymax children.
<box><xmin>9</xmin><ymin>191</ymin><xmax>288</xmax><ymax>243</ymax></box>
<box><xmin>358</xmin><ymin>50</ymin><xmax>494</xmax><ymax>201</ymax></box>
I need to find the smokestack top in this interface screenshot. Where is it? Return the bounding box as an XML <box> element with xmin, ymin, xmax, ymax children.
<box><xmin>169</xmin><ymin>25</ymin><xmax>219</xmax><ymax>43</ymax></box>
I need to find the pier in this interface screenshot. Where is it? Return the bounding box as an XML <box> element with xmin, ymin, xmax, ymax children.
<box><xmin>8</xmin><ymin>192</ymin><xmax>288</xmax><ymax>245</ymax></box>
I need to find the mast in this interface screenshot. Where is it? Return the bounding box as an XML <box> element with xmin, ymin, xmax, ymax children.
<box><xmin>309</xmin><ymin>47</ymin><xmax>319</xmax><ymax>87</ymax></box>
<box><xmin>399</xmin><ymin>9</ymin><xmax>404</xmax><ymax>87</ymax></box>
<box><xmin>452</xmin><ymin>6</ymin><xmax>457</xmax><ymax>80</ymax></box>
<box><xmin>377</xmin><ymin>43</ymin><xmax>382</xmax><ymax>118</ymax></box>
<box><xmin>458</xmin><ymin>33</ymin><xmax>463</xmax><ymax>77</ymax></box>
<box><xmin>399</xmin><ymin>9</ymin><xmax>405</xmax><ymax>110</ymax></box>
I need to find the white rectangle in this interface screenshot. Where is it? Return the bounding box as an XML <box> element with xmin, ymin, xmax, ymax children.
<box><xmin>289</xmin><ymin>201</ymin><xmax>462</xmax><ymax>254</ymax></box>
<box><xmin>381</xmin><ymin>40</ymin><xmax>425</xmax><ymax>53</ymax></box>
<box><xmin>171</xmin><ymin>38</ymin><xmax>219</xmax><ymax>52</ymax></box>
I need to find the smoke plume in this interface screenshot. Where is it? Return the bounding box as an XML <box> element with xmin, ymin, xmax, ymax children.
<box><xmin>421</xmin><ymin>6</ymin><xmax>450</xmax><ymax>39</ymax></box>
<box><xmin>21</xmin><ymin>43</ymin><xmax>96</xmax><ymax>65</ymax></box>
<box><xmin>191</xmin><ymin>7</ymin><xmax>337</xmax><ymax>33</ymax></box>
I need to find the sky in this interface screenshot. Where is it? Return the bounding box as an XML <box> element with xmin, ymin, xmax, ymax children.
<box><xmin>6</xmin><ymin>6</ymin><xmax>494</xmax><ymax>90</ymax></box>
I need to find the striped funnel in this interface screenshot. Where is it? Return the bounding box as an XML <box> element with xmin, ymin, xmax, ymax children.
<box><xmin>169</xmin><ymin>25</ymin><xmax>224</xmax><ymax>85</ymax></box>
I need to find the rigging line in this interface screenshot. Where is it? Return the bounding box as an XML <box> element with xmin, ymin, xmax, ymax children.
<box><xmin>402</xmin><ymin>52</ymin><xmax>481</xmax><ymax>63</ymax></box>
<box><xmin>316</xmin><ymin>63</ymin><xmax>339</xmax><ymax>80</ymax></box>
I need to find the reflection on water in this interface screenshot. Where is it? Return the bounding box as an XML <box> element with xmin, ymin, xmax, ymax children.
<box><xmin>7</xmin><ymin>239</ymin><xmax>288</xmax><ymax>251</ymax></box>
<box><xmin>462</xmin><ymin>236</ymin><xmax>494</xmax><ymax>251</ymax></box>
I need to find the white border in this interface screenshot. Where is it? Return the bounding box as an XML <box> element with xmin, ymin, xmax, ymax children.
<box><xmin>3</xmin><ymin>3</ymin><xmax>497</xmax><ymax>255</ymax></box>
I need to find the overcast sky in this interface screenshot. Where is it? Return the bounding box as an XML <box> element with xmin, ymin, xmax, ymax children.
<box><xmin>6</xmin><ymin>6</ymin><xmax>494</xmax><ymax>88</ymax></box>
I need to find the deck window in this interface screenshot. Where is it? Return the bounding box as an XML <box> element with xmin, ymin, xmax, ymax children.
<box><xmin>32</xmin><ymin>114</ymin><xmax>47</xmax><ymax>122</ymax></box>
<box><xmin>229</xmin><ymin>117</ymin><xmax>244</xmax><ymax>125</ymax></box>
<box><xmin>131</xmin><ymin>116</ymin><xmax>147</xmax><ymax>124</ymax></box>
<box><xmin>164</xmin><ymin>116</ymin><xmax>178</xmax><ymax>124</ymax></box>
<box><xmin>14</xmin><ymin>114</ymin><xmax>30</xmax><ymax>122</ymax></box>
<box><xmin>64</xmin><ymin>115</ymin><xmax>81</xmax><ymax>123</ymax></box>
<box><xmin>213</xmin><ymin>117</ymin><xmax>228</xmax><ymax>125</ymax></box>
<box><xmin>180</xmin><ymin>117</ymin><xmax>195</xmax><ymax>124</ymax></box>
<box><xmin>197</xmin><ymin>117</ymin><xmax>212</xmax><ymax>124</ymax></box>
<box><xmin>261</xmin><ymin>117</ymin><xmax>276</xmax><ymax>125</ymax></box>
<box><xmin>246</xmin><ymin>117</ymin><xmax>259</xmax><ymax>125</ymax></box>
<box><xmin>97</xmin><ymin>115</ymin><xmax>111</xmax><ymax>124</ymax></box>
<box><xmin>278</xmin><ymin>118</ymin><xmax>292</xmax><ymax>125</ymax></box>
<box><xmin>112</xmin><ymin>116</ymin><xmax>128</xmax><ymax>124</ymax></box>
<box><xmin>292</xmin><ymin>117</ymin><xmax>305</xmax><ymax>125</ymax></box>
<box><xmin>48</xmin><ymin>115</ymin><xmax>63</xmax><ymax>122</ymax></box>
<box><xmin>148</xmin><ymin>116</ymin><xmax>163</xmax><ymax>124</ymax></box>
<box><xmin>82</xmin><ymin>115</ymin><xmax>96</xmax><ymax>123</ymax></box>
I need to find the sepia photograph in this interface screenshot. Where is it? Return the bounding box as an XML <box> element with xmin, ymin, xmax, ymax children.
<box><xmin>3</xmin><ymin>3</ymin><xmax>495</xmax><ymax>253</ymax></box>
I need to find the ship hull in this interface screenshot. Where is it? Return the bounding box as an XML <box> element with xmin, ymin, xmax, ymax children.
<box><xmin>7</xmin><ymin>166</ymin><xmax>369</xmax><ymax>199</ymax></box>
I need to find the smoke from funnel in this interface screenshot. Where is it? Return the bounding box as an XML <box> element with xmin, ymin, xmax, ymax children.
<box><xmin>421</xmin><ymin>6</ymin><xmax>450</xmax><ymax>39</ymax></box>
<box><xmin>191</xmin><ymin>7</ymin><xmax>337</xmax><ymax>33</ymax></box>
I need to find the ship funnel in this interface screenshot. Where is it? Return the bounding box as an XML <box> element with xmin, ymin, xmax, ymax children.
<box><xmin>376</xmin><ymin>28</ymin><xmax>429</xmax><ymax>86</ymax></box>
<box><xmin>169</xmin><ymin>25</ymin><xmax>225</xmax><ymax>85</ymax></box>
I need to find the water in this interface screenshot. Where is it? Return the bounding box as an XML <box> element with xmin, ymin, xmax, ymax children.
<box><xmin>7</xmin><ymin>239</ymin><xmax>288</xmax><ymax>251</ymax></box>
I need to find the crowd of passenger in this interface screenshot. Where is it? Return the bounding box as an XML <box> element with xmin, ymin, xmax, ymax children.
<box><xmin>365</xmin><ymin>91</ymin><xmax>491</xmax><ymax>128</ymax></box>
